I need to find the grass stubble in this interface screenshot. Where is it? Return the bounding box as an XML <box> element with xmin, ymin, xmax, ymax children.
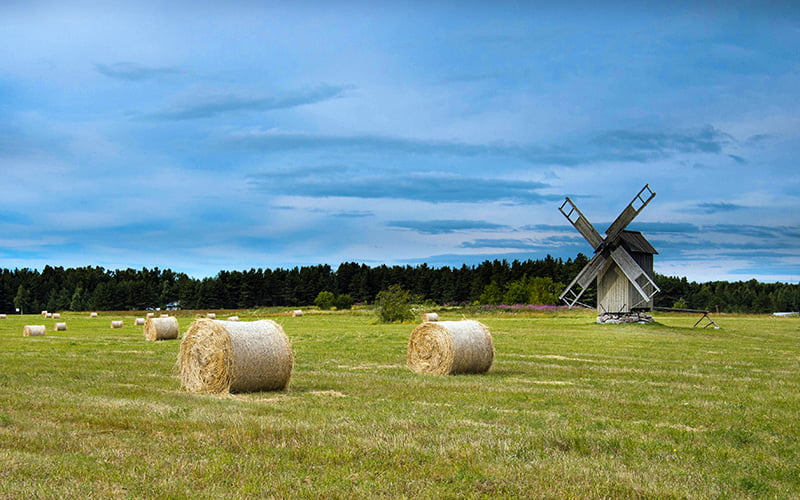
<box><xmin>0</xmin><ymin>309</ymin><xmax>798</xmax><ymax>498</ymax></box>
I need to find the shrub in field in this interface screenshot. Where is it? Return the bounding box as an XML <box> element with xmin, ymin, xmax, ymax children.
<box><xmin>314</xmin><ymin>291</ymin><xmax>335</xmax><ymax>310</ymax></box>
<box><xmin>333</xmin><ymin>293</ymin><xmax>354</xmax><ymax>310</ymax></box>
<box><xmin>375</xmin><ymin>284</ymin><xmax>414</xmax><ymax>323</ymax></box>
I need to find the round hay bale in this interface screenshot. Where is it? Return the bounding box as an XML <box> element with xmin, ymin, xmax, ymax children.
<box><xmin>45</xmin><ymin>312</ymin><xmax>53</xmax><ymax>318</ymax></box>
<box><xmin>146</xmin><ymin>312</ymin><xmax>154</xmax><ymax>318</ymax></box>
<box><xmin>110</xmin><ymin>320</ymin><xmax>123</xmax><ymax>329</ymax></box>
<box><xmin>160</xmin><ymin>314</ymin><xmax>170</xmax><ymax>318</ymax></box>
<box><xmin>23</xmin><ymin>325</ymin><xmax>46</xmax><ymax>336</ymax></box>
<box><xmin>41</xmin><ymin>310</ymin><xmax>48</xmax><ymax>316</ymax></box>
<box><xmin>54</xmin><ymin>322</ymin><xmax>67</xmax><ymax>331</ymax></box>
<box><xmin>291</xmin><ymin>310</ymin><xmax>303</xmax><ymax>317</ymax></box>
<box><xmin>179</xmin><ymin>319</ymin><xmax>293</xmax><ymax>394</ymax></box>
<box><xmin>227</xmin><ymin>315</ymin><xmax>240</xmax><ymax>321</ymax></box>
<box><xmin>90</xmin><ymin>312</ymin><xmax>98</xmax><ymax>318</ymax></box>
<box><xmin>407</xmin><ymin>320</ymin><xmax>494</xmax><ymax>375</ymax></box>
<box><xmin>422</xmin><ymin>312</ymin><xmax>439</xmax><ymax>322</ymax></box>
<box><xmin>52</xmin><ymin>313</ymin><xmax>61</xmax><ymax>319</ymax></box>
<box><xmin>144</xmin><ymin>316</ymin><xmax>179</xmax><ymax>341</ymax></box>
<box><xmin>0</xmin><ymin>314</ymin><xmax>7</xmax><ymax>319</ymax></box>
<box><xmin>134</xmin><ymin>317</ymin><xmax>145</xmax><ymax>326</ymax></box>
<box><xmin>206</xmin><ymin>312</ymin><xmax>216</xmax><ymax>319</ymax></box>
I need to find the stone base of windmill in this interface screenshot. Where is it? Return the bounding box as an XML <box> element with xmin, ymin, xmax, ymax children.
<box><xmin>597</xmin><ymin>312</ymin><xmax>654</xmax><ymax>325</ymax></box>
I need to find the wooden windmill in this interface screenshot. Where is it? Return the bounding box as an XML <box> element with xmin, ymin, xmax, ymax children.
<box><xmin>558</xmin><ymin>184</ymin><xmax>660</xmax><ymax>314</ymax></box>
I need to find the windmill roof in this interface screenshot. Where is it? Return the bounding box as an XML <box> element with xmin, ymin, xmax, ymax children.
<box><xmin>619</xmin><ymin>230</ymin><xmax>658</xmax><ymax>254</ymax></box>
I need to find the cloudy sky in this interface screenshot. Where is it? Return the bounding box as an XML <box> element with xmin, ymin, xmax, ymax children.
<box><xmin>1</xmin><ymin>2</ymin><xmax>799</xmax><ymax>282</ymax></box>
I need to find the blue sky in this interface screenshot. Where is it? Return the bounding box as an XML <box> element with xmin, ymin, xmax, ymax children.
<box><xmin>1</xmin><ymin>1</ymin><xmax>799</xmax><ymax>282</ymax></box>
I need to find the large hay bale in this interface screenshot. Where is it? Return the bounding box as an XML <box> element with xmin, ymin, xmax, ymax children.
<box><xmin>144</xmin><ymin>316</ymin><xmax>179</xmax><ymax>341</ymax></box>
<box><xmin>291</xmin><ymin>310</ymin><xmax>303</xmax><ymax>317</ymax></box>
<box><xmin>146</xmin><ymin>312</ymin><xmax>154</xmax><ymax>318</ymax></box>
<box><xmin>179</xmin><ymin>319</ymin><xmax>293</xmax><ymax>394</ymax></box>
<box><xmin>54</xmin><ymin>322</ymin><xmax>67</xmax><ymax>331</ymax></box>
<box><xmin>0</xmin><ymin>314</ymin><xmax>7</xmax><ymax>319</ymax></box>
<box><xmin>406</xmin><ymin>320</ymin><xmax>494</xmax><ymax>375</ymax></box>
<box><xmin>52</xmin><ymin>313</ymin><xmax>61</xmax><ymax>319</ymax></box>
<box><xmin>227</xmin><ymin>315</ymin><xmax>240</xmax><ymax>321</ymax></box>
<box><xmin>422</xmin><ymin>312</ymin><xmax>439</xmax><ymax>322</ymax></box>
<box><xmin>41</xmin><ymin>310</ymin><xmax>48</xmax><ymax>316</ymax></box>
<box><xmin>110</xmin><ymin>320</ymin><xmax>123</xmax><ymax>329</ymax></box>
<box><xmin>45</xmin><ymin>312</ymin><xmax>53</xmax><ymax>318</ymax></box>
<box><xmin>23</xmin><ymin>325</ymin><xmax>46</xmax><ymax>336</ymax></box>
<box><xmin>206</xmin><ymin>312</ymin><xmax>216</xmax><ymax>319</ymax></box>
<box><xmin>134</xmin><ymin>317</ymin><xmax>145</xmax><ymax>326</ymax></box>
<box><xmin>90</xmin><ymin>312</ymin><xmax>98</xmax><ymax>318</ymax></box>
<box><xmin>160</xmin><ymin>314</ymin><xmax>170</xmax><ymax>318</ymax></box>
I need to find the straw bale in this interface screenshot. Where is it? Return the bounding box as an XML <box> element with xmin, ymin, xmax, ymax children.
<box><xmin>146</xmin><ymin>312</ymin><xmax>154</xmax><ymax>318</ymax></box>
<box><xmin>292</xmin><ymin>310</ymin><xmax>303</xmax><ymax>317</ymax></box>
<box><xmin>54</xmin><ymin>322</ymin><xmax>67</xmax><ymax>331</ymax></box>
<box><xmin>41</xmin><ymin>310</ymin><xmax>48</xmax><ymax>316</ymax></box>
<box><xmin>206</xmin><ymin>313</ymin><xmax>216</xmax><ymax>319</ymax></box>
<box><xmin>422</xmin><ymin>312</ymin><xmax>439</xmax><ymax>322</ymax></box>
<box><xmin>52</xmin><ymin>313</ymin><xmax>61</xmax><ymax>319</ymax></box>
<box><xmin>90</xmin><ymin>312</ymin><xmax>98</xmax><ymax>318</ymax></box>
<box><xmin>134</xmin><ymin>317</ymin><xmax>145</xmax><ymax>326</ymax></box>
<box><xmin>160</xmin><ymin>314</ymin><xmax>170</xmax><ymax>318</ymax></box>
<box><xmin>144</xmin><ymin>316</ymin><xmax>179</xmax><ymax>341</ymax></box>
<box><xmin>45</xmin><ymin>312</ymin><xmax>53</xmax><ymax>318</ymax></box>
<box><xmin>227</xmin><ymin>316</ymin><xmax>240</xmax><ymax>321</ymax></box>
<box><xmin>0</xmin><ymin>314</ymin><xmax>6</xmax><ymax>319</ymax></box>
<box><xmin>178</xmin><ymin>319</ymin><xmax>293</xmax><ymax>394</ymax></box>
<box><xmin>110</xmin><ymin>320</ymin><xmax>123</xmax><ymax>329</ymax></box>
<box><xmin>23</xmin><ymin>325</ymin><xmax>46</xmax><ymax>336</ymax></box>
<box><xmin>407</xmin><ymin>320</ymin><xmax>494</xmax><ymax>375</ymax></box>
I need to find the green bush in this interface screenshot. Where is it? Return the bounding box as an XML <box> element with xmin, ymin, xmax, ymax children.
<box><xmin>314</xmin><ymin>291</ymin><xmax>335</xmax><ymax>310</ymax></box>
<box><xmin>375</xmin><ymin>284</ymin><xmax>414</xmax><ymax>323</ymax></box>
<box><xmin>333</xmin><ymin>293</ymin><xmax>354</xmax><ymax>310</ymax></box>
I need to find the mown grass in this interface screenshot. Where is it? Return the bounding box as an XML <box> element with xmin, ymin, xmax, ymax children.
<box><xmin>0</xmin><ymin>309</ymin><xmax>798</xmax><ymax>498</ymax></box>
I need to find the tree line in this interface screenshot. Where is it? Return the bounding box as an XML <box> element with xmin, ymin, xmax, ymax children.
<box><xmin>1</xmin><ymin>256</ymin><xmax>798</xmax><ymax>314</ymax></box>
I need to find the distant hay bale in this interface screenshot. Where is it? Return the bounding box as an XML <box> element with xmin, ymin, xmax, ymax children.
<box><xmin>206</xmin><ymin>313</ymin><xmax>216</xmax><ymax>319</ymax></box>
<box><xmin>292</xmin><ymin>310</ymin><xmax>303</xmax><ymax>317</ymax></box>
<box><xmin>160</xmin><ymin>314</ymin><xmax>170</xmax><ymax>318</ymax></box>
<box><xmin>422</xmin><ymin>312</ymin><xmax>439</xmax><ymax>322</ymax></box>
<box><xmin>407</xmin><ymin>320</ymin><xmax>494</xmax><ymax>375</ymax></box>
<box><xmin>134</xmin><ymin>317</ymin><xmax>145</xmax><ymax>326</ymax></box>
<box><xmin>41</xmin><ymin>310</ymin><xmax>48</xmax><ymax>316</ymax></box>
<box><xmin>178</xmin><ymin>319</ymin><xmax>293</xmax><ymax>394</ymax></box>
<box><xmin>146</xmin><ymin>312</ymin><xmax>154</xmax><ymax>318</ymax></box>
<box><xmin>0</xmin><ymin>314</ymin><xmax>6</xmax><ymax>319</ymax></box>
<box><xmin>52</xmin><ymin>313</ymin><xmax>61</xmax><ymax>319</ymax></box>
<box><xmin>45</xmin><ymin>312</ymin><xmax>52</xmax><ymax>318</ymax></box>
<box><xmin>144</xmin><ymin>316</ymin><xmax>179</xmax><ymax>341</ymax></box>
<box><xmin>90</xmin><ymin>312</ymin><xmax>98</xmax><ymax>318</ymax></box>
<box><xmin>23</xmin><ymin>325</ymin><xmax>46</xmax><ymax>337</ymax></box>
<box><xmin>54</xmin><ymin>322</ymin><xmax>67</xmax><ymax>331</ymax></box>
<box><xmin>110</xmin><ymin>320</ymin><xmax>123</xmax><ymax>329</ymax></box>
<box><xmin>227</xmin><ymin>316</ymin><xmax>240</xmax><ymax>321</ymax></box>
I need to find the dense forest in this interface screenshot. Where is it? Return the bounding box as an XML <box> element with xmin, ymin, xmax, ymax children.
<box><xmin>1</xmin><ymin>255</ymin><xmax>798</xmax><ymax>314</ymax></box>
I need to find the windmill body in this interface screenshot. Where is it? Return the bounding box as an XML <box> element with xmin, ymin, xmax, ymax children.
<box><xmin>559</xmin><ymin>185</ymin><xmax>660</xmax><ymax>315</ymax></box>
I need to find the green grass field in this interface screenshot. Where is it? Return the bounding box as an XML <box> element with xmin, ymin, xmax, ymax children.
<box><xmin>1</xmin><ymin>309</ymin><xmax>798</xmax><ymax>498</ymax></box>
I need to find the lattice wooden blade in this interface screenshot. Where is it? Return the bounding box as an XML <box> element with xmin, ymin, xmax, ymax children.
<box><xmin>604</xmin><ymin>184</ymin><xmax>655</xmax><ymax>243</ymax></box>
<box><xmin>559</xmin><ymin>251</ymin><xmax>608</xmax><ymax>307</ymax></box>
<box><xmin>609</xmin><ymin>245</ymin><xmax>661</xmax><ymax>304</ymax></box>
<box><xmin>559</xmin><ymin>197</ymin><xmax>604</xmax><ymax>250</ymax></box>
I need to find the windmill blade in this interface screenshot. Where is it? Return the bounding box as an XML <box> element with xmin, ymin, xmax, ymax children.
<box><xmin>559</xmin><ymin>197</ymin><xmax>604</xmax><ymax>250</ymax></box>
<box><xmin>559</xmin><ymin>251</ymin><xmax>609</xmax><ymax>307</ymax></box>
<box><xmin>604</xmin><ymin>184</ymin><xmax>656</xmax><ymax>244</ymax></box>
<box><xmin>608</xmin><ymin>246</ymin><xmax>661</xmax><ymax>305</ymax></box>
